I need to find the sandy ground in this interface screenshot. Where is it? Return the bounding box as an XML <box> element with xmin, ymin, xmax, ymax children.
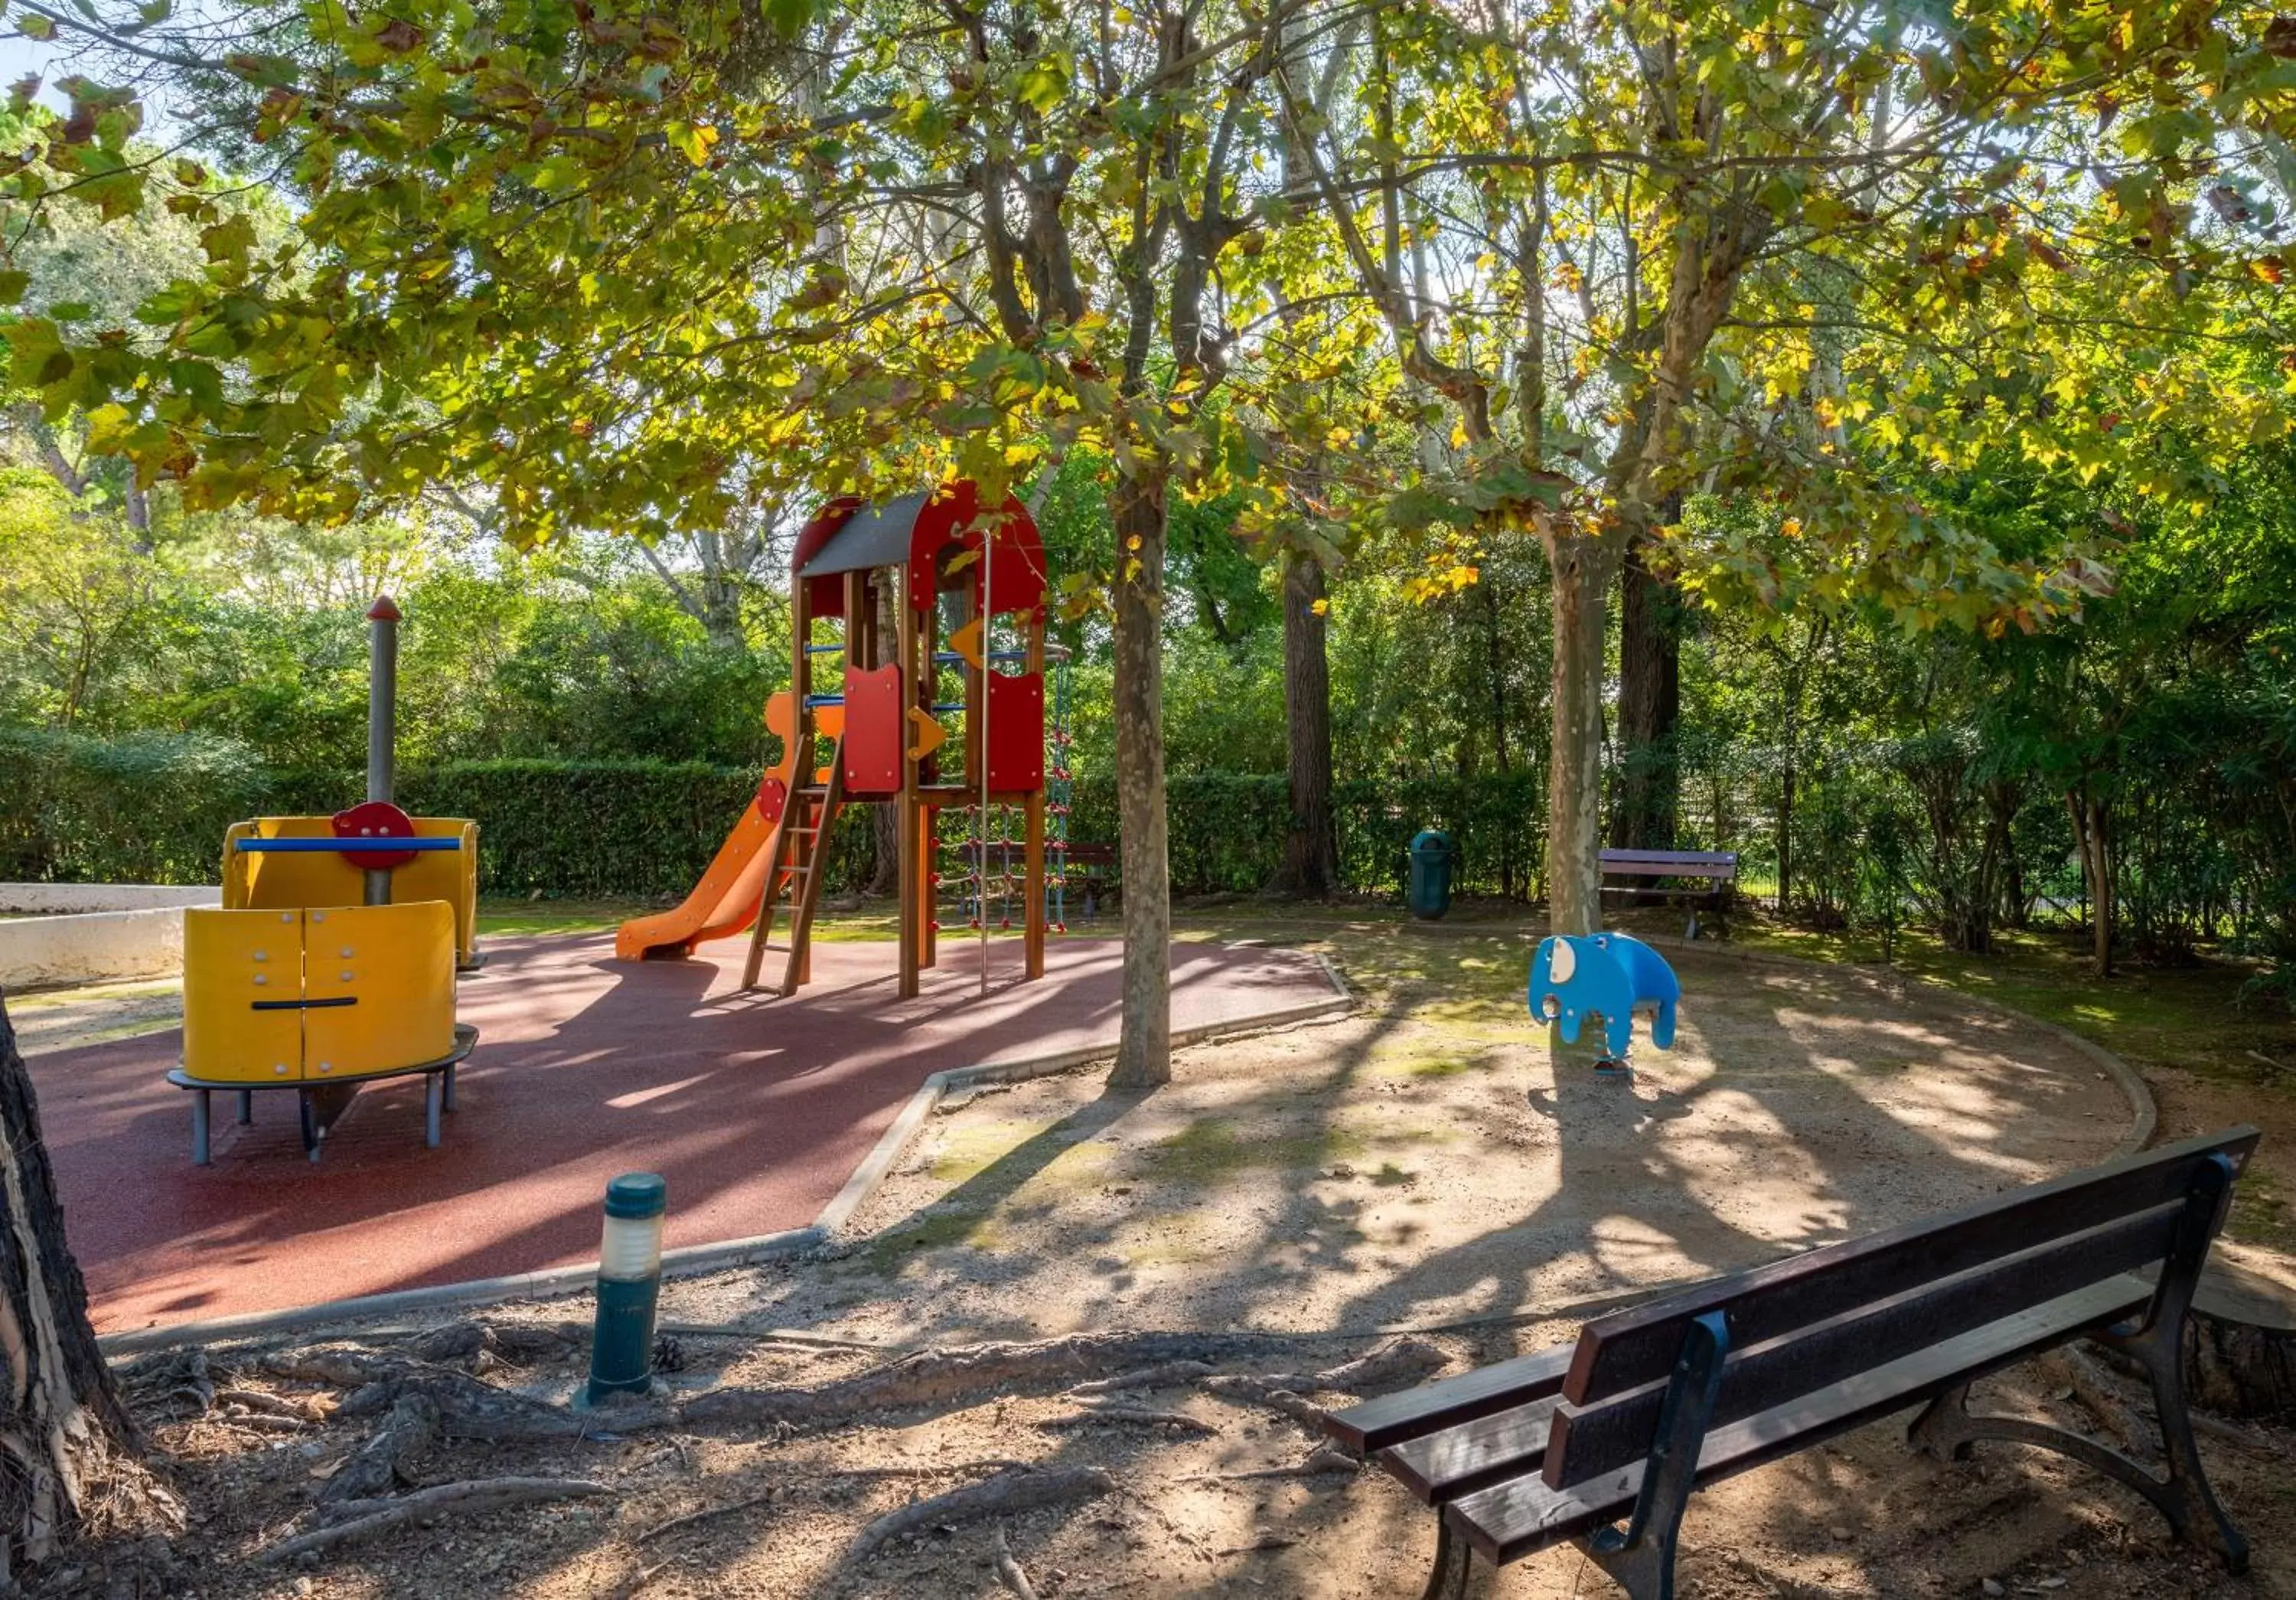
<box><xmin>47</xmin><ymin>928</ymin><xmax>2296</xmax><ymax>1600</ymax></box>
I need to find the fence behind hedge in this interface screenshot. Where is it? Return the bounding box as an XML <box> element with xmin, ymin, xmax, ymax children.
<box><xmin>0</xmin><ymin>727</ymin><xmax>1545</xmax><ymax>903</ymax></box>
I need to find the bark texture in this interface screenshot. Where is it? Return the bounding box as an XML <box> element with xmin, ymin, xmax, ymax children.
<box><xmin>0</xmin><ymin>993</ymin><xmax>176</xmax><ymax>1576</ymax></box>
<box><xmin>1107</xmin><ymin>473</ymin><xmax>1172</xmax><ymax>1090</ymax></box>
<box><xmin>1544</xmin><ymin>534</ymin><xmax>1622</xmax><ymax>936</ymax></box>
<box><xmin>1610</xmin><ymin>544</ymin><xmax>1681</xmax><ymax>851</ymax></box>
<box><xmin>1272</xmin><ymin>550</ymin><xmax>1337</xmax><ymax>897</ymax></box>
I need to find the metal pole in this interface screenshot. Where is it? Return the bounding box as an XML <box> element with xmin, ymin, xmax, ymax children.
<box><xmin>365</xmin><ymin>595</ymin><xmax>400</xmax><ymax>906</ymax></box>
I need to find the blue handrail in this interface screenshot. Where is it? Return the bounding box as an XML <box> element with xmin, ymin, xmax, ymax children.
<box><xmin>235</xmin><ymin>838</ymin><xmax>463</xmax><ymax>853</ymax></box>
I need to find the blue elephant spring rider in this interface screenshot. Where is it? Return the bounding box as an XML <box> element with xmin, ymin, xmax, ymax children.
<box><xmin>1528</xmin><ymin>932</ymin><xmax>1681</xmax><ymax>1073</ymax></box>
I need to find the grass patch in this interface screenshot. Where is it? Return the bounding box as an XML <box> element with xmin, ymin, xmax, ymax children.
<box><xmin>1143</xmin><ymin>1115</ymin><xmax>1366</xmax><ymax>1184</ymax></box>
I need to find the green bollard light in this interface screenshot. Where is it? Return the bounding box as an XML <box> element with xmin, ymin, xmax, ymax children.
<box><xmin>586</xmin><ymin>1172</ymin><xmax>667</xmax><ymax>1404</ymax></box>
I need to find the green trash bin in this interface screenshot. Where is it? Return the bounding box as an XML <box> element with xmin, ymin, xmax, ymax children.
<box><xmin>1407</xmin><ymin>829</ymin><xmax>1454</xmax><ymax>920</ymax></box>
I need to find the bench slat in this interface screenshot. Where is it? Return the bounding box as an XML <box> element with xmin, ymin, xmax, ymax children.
<box><xmin>1323</xmin><ymin>1343</ymin><xmax>1573</xmax><ymax>1455</ymax></box>
<box><xmin>1565</xmin><ymin>1126</ymin><xmax>2258</xmax><ymax>1405</ymax></box>
<box><xmin>1544</xmin><ymin>1200</ymin><xmax>2183</xmax><ymax>1488</ymax></box>
<box><xmin>1382</xmin><ymin>1393</ymin><xmax>1566</xmax><ymax>1503</ymax></box>
<box><xmin>1599</xmin><ymin>851</ymin><xmax>1739</xmax><ymax>866</ymax></box>
<box><xmin>1449</xmin><ymin>1272</ymin><xmax>2152</xmax><ymax>1565</ymax></box>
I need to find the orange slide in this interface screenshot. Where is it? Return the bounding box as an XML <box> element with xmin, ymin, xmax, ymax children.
<box><xmin>615</xmin><ymin>692</ymin><xmax>799</xmax><ymax>961</ymax></box>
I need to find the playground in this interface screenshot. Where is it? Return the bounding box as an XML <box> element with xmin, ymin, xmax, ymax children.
<box><xmin>36</xmin><ymin>916</ymin><xmax>2291</xmax><ymax>1600</ymax></box>
<box><xmin>0</xmin><ymin>478</ymin><xmax>2288</xmax><ymax>1600</ymax></box>
<box><xmin>41</xmin><ymin>932</ymin><xmax>1340</xmax><ymax>1334</ymax></box>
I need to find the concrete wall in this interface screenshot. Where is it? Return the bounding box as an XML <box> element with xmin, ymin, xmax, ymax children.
<box><xmin>0</xmin><ymin>883</ymin><xmax>220</xmax><ymax>915</ymax></box>
<box><xmin>0</xmin><ymin>887</ymin><xmax>217</xmax><ymax>988</ymax></box>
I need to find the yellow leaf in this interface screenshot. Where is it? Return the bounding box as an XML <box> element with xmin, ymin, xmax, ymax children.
<box><xmin>1310</xmin><ymin>598</ymin><xmax>1329</xmax><ymax>616</ymax></box>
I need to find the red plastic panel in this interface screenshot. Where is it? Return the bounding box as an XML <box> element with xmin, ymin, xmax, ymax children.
<box><xmin>983</xmin><ymin>671</ymin><xmax>1044</xmax><ymax>792</ymax></box>
<box><xmin>908</xmin><ymin>481</ymin><xmax>974</xmax><ymax>611</ymax></box>
<box><xmin>795</xmin><ymin>496</ymin><xmax>863</xmax><ymax>621</ymax></box>
<box><xmin>964</xmin><ymin>494</ymin><xmax>1048</xmax><ymax>617</ymax></box>
<box><xmin>753</xmin><ymin>774</ymin><xmax>788</xmax><ymax>824</ymax></box>
<box><xmin>842</xmin><ymin>666</ymin><xmax>904</xmax><ymax>796</ymax></box>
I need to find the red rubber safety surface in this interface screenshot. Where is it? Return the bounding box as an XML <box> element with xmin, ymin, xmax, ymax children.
<box><xmin>33</xmin><ymin>934</ymin><xmax>1337</xmax><ymax>1335</ymax></box>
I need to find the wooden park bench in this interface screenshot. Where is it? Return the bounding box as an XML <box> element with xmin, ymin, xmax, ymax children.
<box><xmin>1326</xmin><ymin>1126</ymin><xmax>2258</xmax><ymax>1599</ymax></box>
<box><xmin>1599</xmin><ymin>849</ymin><xmax>1737</xmax><ymax>940</ymax></box>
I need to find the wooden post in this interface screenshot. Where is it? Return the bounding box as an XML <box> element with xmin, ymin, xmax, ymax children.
<box><xmin>1024</xmin><ymin>611</ymin><xmax>1047</xmax><ymax>979</ymax></box>
<box><xmin>782</xmin><ymin>568</ymin><xmax>815</xmax><ymax>986</ymax></box>
<box><xmin>1024</xmin><ymin>789</ymin><xmax>1046</xmax><ymax>978</ymax></box>
<box><xmin>896</xmin><ymin>560</ymin><xmax>921</xmax><ymax>1000</ymax></box>
<box><xmin>919</xmin><ymin>574</ymin><xmax>941</xmax><ymax>971</ymax></box>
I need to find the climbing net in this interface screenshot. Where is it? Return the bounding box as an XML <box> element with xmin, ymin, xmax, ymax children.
<box><xmin>934</xmin><ymin>642</ymin><xmax>1074</xmax><ymax>934</ymax></box>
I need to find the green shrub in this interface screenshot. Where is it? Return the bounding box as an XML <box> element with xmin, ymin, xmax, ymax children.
<box><xmin>1</xmin><ymin>730</ymin><xmax>1544</xmax><ymax>903</ymax></box>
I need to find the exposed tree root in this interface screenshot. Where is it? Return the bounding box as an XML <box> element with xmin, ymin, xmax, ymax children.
<box><xmin>264</xmin><ymin>1347</ymin><xmax>670</xmax><ymax>1442</ymax></box>
<box><xmin>1045</xmin><ymin>1404</ymin><xmax>1218</xmax><ymax>1435</ymax></box>
<box><xmin>683</xmin><ymin>1331</ymin><xmax>1303</xmax><ymax>1432</ymax></box>
<box><xmin>1069</xmin><ymin>1360</ymin><xmax>1215</xmax><ymax>1395</ymax></box>
<box><xmin>403</xmin><ymin>1318</ymin><xmax>588</xmax><ymax>1367</ymax></box>
<box><xmin>258</xmin><ymin>1476</ymin><xmax>613</xmax><ymax>1564</ymax></box>
<box><xmin>992</xmin><ymin>1522</ymin><xmax>1039</xmax><ymax>1600</ymax></box>
<box><xmin>1212</xmin><ymin>1446</ymin><xmax>1358</xmax><ymax>1482</ymax></box>
<box><xmin>845</xmin><ymin>1466</ymin><xmax>1114</xmax><ymax>1564</ymax></box>
<box><xmin>636</xmin><ymin>1488</ymin><xmax>776</xmax><ymax>1546</ymax></box>
<box><xmin>316</xmin><ymin>1393</ymin><xmax>439</xmax><ymax>1508</ymax></box>
<box><xmin>2042</xmin><ymin>1347</ymin><xmax>2154</xmax><ymax>1457</ymax></box>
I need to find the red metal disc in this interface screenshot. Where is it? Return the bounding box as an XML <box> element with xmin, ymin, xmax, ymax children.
<box><xmin>331</xmin><ymin>800</ymin><xmax>419</xmax><ymax>869</ymax></box>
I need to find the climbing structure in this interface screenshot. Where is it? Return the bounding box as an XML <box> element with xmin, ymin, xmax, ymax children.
<box><xmin>736</xmin><ymin>481</ymin><xmax>1052</xmax><ymax>999</ymax></box>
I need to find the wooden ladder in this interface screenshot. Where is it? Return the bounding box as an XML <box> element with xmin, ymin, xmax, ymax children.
<box><xmin>742</xmin><ymin>731</ymin><xmax>845</xmax><ymax>996</ymax></box>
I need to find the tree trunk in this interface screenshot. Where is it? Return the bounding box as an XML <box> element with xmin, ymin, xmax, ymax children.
<box><xmin>1610</xmin><ymin>545</ymin><xmax>1681</xmax><ymax>851</ymax></box>
<box><xmin>1270</xmin><ymin>550</ymin><xmax>1337</xmax><ymax>898</ymax></box>
<box><xmin>1107</xmin><ymin>472</ymin><xmax>1172</xmax><ymax>1092</ymax></box>
<box><xmin>2069</xmin><ymin>789</ymin><xmax>2113</xmax><ymax>977</ymax></box>
<box><xmin>1776</xmin><ymin>761</ymin><xmax>1795</xmax><ymax>918</ymax></box>
<box><xmin>0</xmin><ymin>993</ymin><xmax>176</xmax><ymax>1575</ymax></box>
<box><xmin>1544</xmin><ymin>534</ymin><xmax>1619</xmax><ymax>937</ymax></box>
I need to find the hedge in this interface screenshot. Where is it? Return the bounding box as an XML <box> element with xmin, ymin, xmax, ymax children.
<box><xmin>0</xmin><ymin>729</ymin><xmax>1546</xmax><ymax>903</ymax></box>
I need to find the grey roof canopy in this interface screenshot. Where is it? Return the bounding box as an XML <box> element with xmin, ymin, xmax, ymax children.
<box><xmin>795</xmin><ymin>490</ymin><xmax>932</xmax><ymax>578</ymax></box>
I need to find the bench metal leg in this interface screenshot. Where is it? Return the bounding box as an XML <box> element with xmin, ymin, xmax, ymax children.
<box><xmin>1419</xmin><ymin>1519</ymin><xmax>1482</xmax><ymax>1600</ymax></box>
<box><xmin>236</xmin><ymin>1089</ymin><xmax>253</xmax><ymax>1125</ymax></box>
<box><xmin>1584</xmin><ymin>1310</ymin><xmax>1729</xmax><ymax>1600</ymax></box>
<box><xmin>426</xmin><ymin>1072</ymin><xmax>445</xmax><ymax>1148</ymax></box>
<box><xmin>1909</xmin><ymin>1155</ymin><xmax>2248</xmax><ymax>1573</ymax></box>
<box><xmin>191</xmin><ymin>1089</ymin><xmax>211</xmax><ymax>1166</ymax></box>
<box><xmin>442</xmin><ymin>1061</ymin><xmax>457</xmax><ymax>1112</ymax></box>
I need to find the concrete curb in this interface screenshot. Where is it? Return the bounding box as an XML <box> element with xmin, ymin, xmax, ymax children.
<box><xmin>96</xmin><ymin>952</ymin><xmax>1357</xmax><ymax>1355</ymax></box>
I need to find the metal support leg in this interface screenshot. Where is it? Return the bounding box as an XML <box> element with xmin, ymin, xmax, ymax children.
<box><xmin>425</xmin><ymin>1071</ymin><xmax>444</xmax><ymax>1148</ymax></box>
<box><xmin>191</xmin><ymin>1090</ymin><xmax>211</xmax><ymax>1167</ymax></box>
<box><xmin>1908</xmin><ymin>1156</ymin><xmax>2248</xmax><ymax>1572</ymax></box>
<box><xmin>236</xmin><ymin>1089</ymin><xmax>253</xmax><ymax>1125</ymax></box>
<box><xmin>1585</xmin><ymin>1311</ymin><xmax>1730</xmax><ymax>1600</ymax></box>
<box><xmin>1419</xmin><ymin>1519</ymin><xmax>1477</xmax><ymax>1600</ymax></box>
<box><xmin>442</xmin><ymin>1062</ymin><xmax>456</xmax><ymax>1112</ymax></box>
